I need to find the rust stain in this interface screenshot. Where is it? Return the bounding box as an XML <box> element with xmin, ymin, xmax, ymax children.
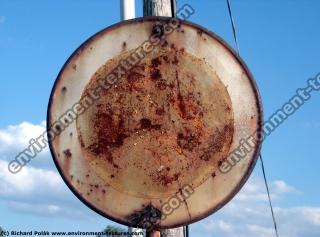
<box><xmin>122</xmin><ymin>41</ymin><xmax>127</xmax><ymax>50</ymax></box>
<box><xmin>76</xmin><ymin>42</ymin><xmax>234</xmax><ymax>197</ymax></box>
<box><xmin>150</xmin><ymin>69</ymin><xmax>161</xmax><ymax>80</ymax></box>
<box><xmin>200</xmin><ymin>123</ymin><xmax>234</xmax><ymax>162</ymax></box>
<box><xmin>63</xmin><ymin>149</ymin><xmax>72</xmax><ymax>158</ymax></box>
<box><xmin>197</xmin><ymin>29</ymin><xmax>203</xmax><ymax>36</ymax></box>
<box><xmin>48</xmin><ymin>18</ymin><xmax>263</xmax><ymax>229</ymax></box>
<box><xmin>155</xmin><ymin>172</ymin><xmax>181</xmax><ymax>186</ymax></box>
<box><xmin>127</xmin><ymin>204</ymin><xmax>161</xmax><ymax>229</ymax></box>
<box><xmin>177</xmin><ymin>131</ymin><xmax>201</xmax><ymax>152</ymax></box>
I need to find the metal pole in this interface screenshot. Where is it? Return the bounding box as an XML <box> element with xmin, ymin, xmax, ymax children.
<box><xmin>120</xmin><ymin>2</ymin><xmax>144</xmax><ymax>237</ymax></box>
<box><xmin>120</xmin><ymin>0</ymin><xmax>136</xmax><ymax>20</ymax></box>
<box><xmin>120</xmin><ymin>1</ymin><xmax>185</xmax><ymax>236</ymax></box>
<box><xmin>143</xmin><ymin>1</ymin><xmax>186</xmax><ymax>237</ymax></box>
<box><xmin>143</xmin><ymin>0</ymin><xmax>175</xmax><ymax>17</ymax></box>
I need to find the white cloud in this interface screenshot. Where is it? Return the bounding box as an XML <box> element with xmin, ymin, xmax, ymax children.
<box><xmin>0</xmin><ymin>121</ymin><xmax>100</xmax><ymax>219</ymax></box>
<box><xmin>0</xmin><ymin>160</ymin><xmax>96</xmax><ymax>219</ymax></box>
<box><xmin>8</xmin><ymin>201</ymin><xmax>62</xmax><ymax>215</ymax></box>
<box><xmin>246</xmin><ymin>224</ymin><xmax>276</xmax><ymax>237</ymax></box>
<box><xmin>234</xmin><ymin>178</ymin><xmax>298</xmax><ymax>202</ymax></box>
<box><xmin>203</xmin><ymin>220</ymin><xmax>233</xmax><ymax>232</ymax></box>
<box><xmin>0</xmin><ymin>160</ymin><xmax>63</xmax><ymax>197</ymax></box>
<box><xmin>273</xmin><ymin>180</ymin><xmax>297</xmax><ymax>194</ymax></box>
<box><xmin>7</xmin><ymin>201</ymin><xmax>90</xmax><ymax>219</ymax></box>
<box><xmin>0</xmin><ymin>121</ymin><xmax>320</xmax><ymax>236</ymax></box>
<box><xmin>196</xmin><ymin>176</ymin><xmax>320</xmax><ymax>237</ymax></box>
<box><xmin>0</xmin><ymin>121</ymin><xmax>52</xmax><ymax>169</ymax></box>
<box><xmin>276</xmin><ymin>206</ymin><xmax>320</xmax><ymax>227</ymax></box>
<box><xmin>0</xmin><ymin>121</ymin><xmax>46</xmax><ymax>152</ymax></box>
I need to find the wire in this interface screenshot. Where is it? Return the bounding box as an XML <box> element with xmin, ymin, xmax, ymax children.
<box><xmin>225</xmin><ymin>1</ymin><xmax>279</xmax><ymax>236</ymax></box>
<box><xmin>259</xmin><ymin>154</ymin><xmax>279</xmax><ymax>237</ymax></box>
<box><xmin>226</xmin><ymin>0</ymin><xmax>240</xmax><ymax>55</ymax></box>
<box><xmin>171</xmin><ymin>0</ymin><xmax>177</xmax><ymax>17</ymax></box>
<box><xmin>185</xmin><ymin>225</ymin><xmax>189</xmax><ymax>237</ymax></box>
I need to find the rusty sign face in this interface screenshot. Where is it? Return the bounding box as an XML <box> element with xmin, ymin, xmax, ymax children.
<box><xmin>47</xmin><ymin>17</ymin><xmax>263</xmax><ymax>228</ymax></box>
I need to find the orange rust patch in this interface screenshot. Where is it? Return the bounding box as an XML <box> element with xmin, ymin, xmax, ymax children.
<box><xmin>76</xmin><ymin>45</ymin><xmax>234</xmax><ymax>198</ymax></box>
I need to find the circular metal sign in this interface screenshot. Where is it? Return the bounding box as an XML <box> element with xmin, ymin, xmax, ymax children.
<box><xmin>47</xmin><ymin>17</ymin><xmax>262</xmax><ymax>229</ymax></box>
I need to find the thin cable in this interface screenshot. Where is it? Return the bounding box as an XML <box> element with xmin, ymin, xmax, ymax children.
<box><xmin>225</xmin><ymin>1</ymin><xmax>279</xmax><ymax>236</ymax></box>
<box><xmin>170</xmin><ymin>0</ymin><xmax>177</xmax><ymax>17</ymax></box>
<box><xmin>185</xmin><ymin>225</ymin><xmax>189</xmax><ymax>237</ymax></box>
<box><xmin>260</xmin><ymin>154</ymin><xmax>279</xmax><ymax>237</ymax></box>
<box><xmin>226</xmin><ymin>0</ymin><xmax>240</xmax><ymax>55</ymax></box>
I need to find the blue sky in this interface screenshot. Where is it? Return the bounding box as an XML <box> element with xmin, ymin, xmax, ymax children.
<box><xmin>0</xmin><ymin>0</ymin><xmax>319</xmax><ymax>236</ymax></box>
